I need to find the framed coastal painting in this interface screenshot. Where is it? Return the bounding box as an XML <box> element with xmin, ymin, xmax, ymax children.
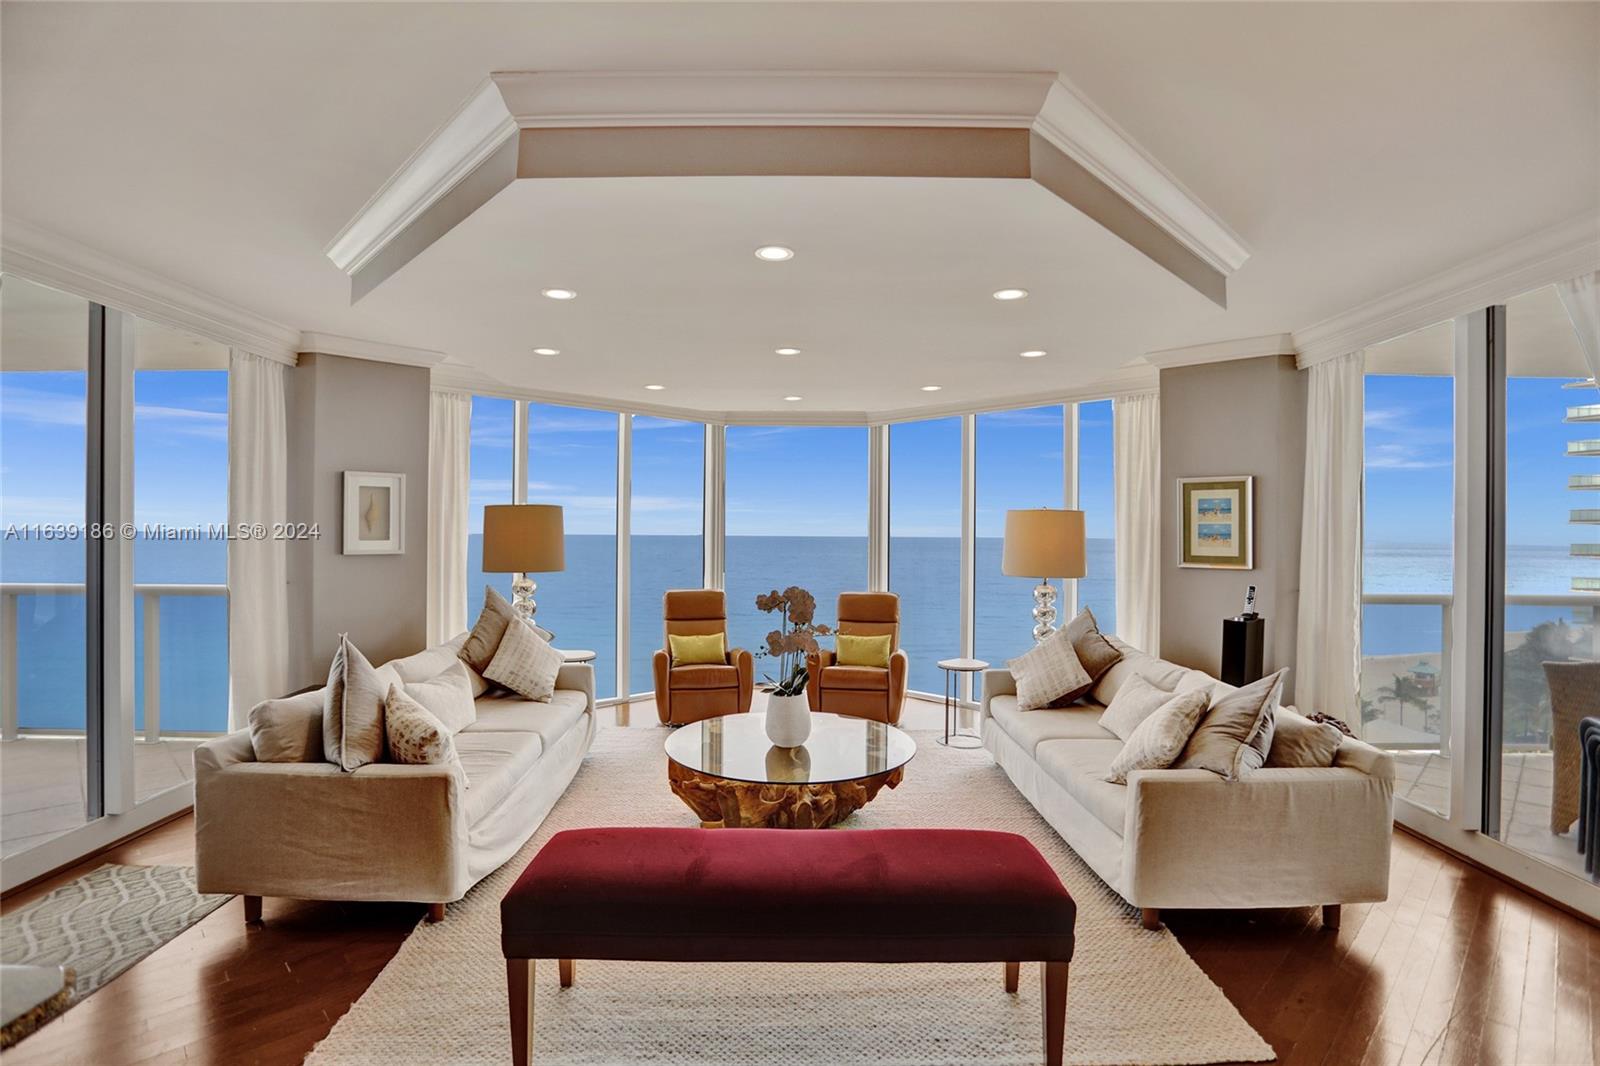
<box><xmin>1177</xmin><ymin>476</ymin><xmax>1253</xmax><ymax>570</ymax></box>
<box><xmin>343</xmin><ymin>471</ymin><xmax>405</xmax><ymax>555</ymax></box>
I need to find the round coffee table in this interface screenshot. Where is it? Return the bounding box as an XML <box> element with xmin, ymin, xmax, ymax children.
<box><xmin>664</xmin><ymin>712</ymin><xmax>916</xmax><ymax>829</ymax></box>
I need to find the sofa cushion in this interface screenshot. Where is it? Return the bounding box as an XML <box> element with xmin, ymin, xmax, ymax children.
<box><xmin>987</xmin><ymin>694</ymin><xmax>1116</xmax><ymax>755</ymax></box>
<box><xmin>672</xmin><ymin>663</ymin><xmax>740</xmax><ymax>690</ymax></box>
<box><xmin>822</xmin><ymin>664</ymin><xmax>889</xmax><ymax>691</ymax></box>
<box><xmin>404</xmin><ymin>660</ymin><xmax>478</xmax><ymax>734</ymax></box>
<box><xmin>1176</xmin><ymin>669</ymin><xmax>1285</xmax><ymax>781</ymax></box>
<box><xmin>484</xmin><ymin>617</ymin><xmax>564</xmax><ymax>702</ymax></box>
<box><xmin>455</xmin><ymin>730</ymin><xmax>545</xmax><ymax>826</ymax></box>
<box><xmin>1267</xmin><ymin>708</ymin><xmax>1345</xmax><ymax>769</ymax></box>
<box><xmin>1089</xmin><ymin>637</ymin><xmax>1192</xmax><ymax>705</ymax></box>
<box><xmin>388</xmin><ymin>632</ymin><xmax>489</xmax><ymax>699</ymax></box>
<box><xmin>248</xmin><ymin>688</ymin><xmax>325</xmax><ymax>763</ymax></box>
<box><xmin>1105</xmin><ymin>689</ymin><xmax>1211</xmax><ymax>784</ymax></box>
<box><xmin>1035</xmin><ymin>739</ymin><xmax>1130</xmax><ymax>837</ymax></box>
<box><xmin>384</xmin><ymin>683</ymin><xmax>461</xmax><ymax>772</ymax></box>
<box><xmin>1008</xmin><ymin>627</ymin><xmax>1094</xmax><ymax>710</ymax></box>
<box><xmin>1098</xmin><ymin>674</ymin><xmax>1174</xmax><ymax>742</ymax></box>
<box><xmin>464</xmin><ymin>689</ymin><xmax>588</xmax><ymax>751</ymax></box>
<box><xmin>460</xmin><ymin>586</ymin><xmax>517</xmax><ymax>676</ymax></box>
<box><xmin>323</xmin><ymin>635</ymin><xmax>399</xmax><ymax>772</ymax></box>
<box><xmin>1063</xmin><ymin>608</ymin><xmax>1123</xmax><ymax>683</ymax></box>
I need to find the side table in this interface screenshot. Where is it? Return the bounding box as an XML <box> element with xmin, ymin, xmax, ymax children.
<box><xmin>558</xmin><ymin>649</ymin><xmax>596</xmax><ymax>664</ymax></box>
<box><xmin>937</xmin><ymin>658</ymin><xmax>989</xmax><ymax>748</ymax></box>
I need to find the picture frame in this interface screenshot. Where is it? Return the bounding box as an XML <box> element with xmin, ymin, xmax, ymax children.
<box><xmin>343</xmin><ymin>471</ymin><xmax>406</xmax><ymax>556</ymax></box>
<box><xmin>1177</xmin><ymin>475</ymin><xmax>1253</xmax><ymax>570</ymax></box>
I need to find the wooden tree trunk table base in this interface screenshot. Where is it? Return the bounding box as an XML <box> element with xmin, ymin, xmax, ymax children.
<box><xmin>667</xmin><ymin>759</ymin><xmax>904</xmax><ymax>828</ymax></box>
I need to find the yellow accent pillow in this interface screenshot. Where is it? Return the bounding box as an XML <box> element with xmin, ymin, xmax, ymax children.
<box><xmin>836</xmin><ymin>633</ymin><xmax>893</xmax><ymax>669</ymax></box>
<box><xmin>669</xmin><ymin>632</ymin><xmax>726</xmax><ymax>665</ymax></box>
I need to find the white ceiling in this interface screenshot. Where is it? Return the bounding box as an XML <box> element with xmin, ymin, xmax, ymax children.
<box><xmin>2</xmin><ymin>2</ymin><xmax>1597</xmax><ymax>415</ymax></box>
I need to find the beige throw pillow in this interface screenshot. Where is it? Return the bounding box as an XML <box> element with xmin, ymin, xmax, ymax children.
<box><xmin>1266</xmin><ymin>708</ymin><xmax>1345</xmax><ymax>768</ymax></box>
<box><xmin>249</xmin><ymin>688</ymin><xmax>325</xmax><ymax>763</ymax></box>
<box><xmin>323</xmin><ymin>635</ymin><xmax>399</xmax><ymax>771</ymax></box>
<box><xmin>404</xmin><ymin>660</ymin><xmax>478</xmax><ymax>735</ymax></box>
<box><xmin>483</xmin><ymin>616</ymin><xmax>564</xmax><ymax>703</ymax></box>
<box><xmin>1007</xmin><ymin>627</ymin><xmax>1094</xmax><ymax>711</ymax></box>
<box><xmin>459</xmin><ymin>586</ymin><xmax>518</xmax><ymax>675</ymax></box>
<box><xmin>1062</xmin><ymin>608</ymin><xmax>1124</xmax><ymax>684</ymax></box>
<box><xmin>384</xmin><ymin>684</ymin><xmax>462</xmax><ymax>777</ymax></box>
<box><xmin>1175</xmin><ymin>668</ymin><xmax>1286</xmax><ymax>781</ymax></box>
<box><xmin>1098</xmin><ymin>674</ymin><xmax>1175</xmax><ymax>742</ymax></box>
<box><xmin>1104</xmin><ymin>689</ymin><xmax>1211</xmax><ymax>784</ymax></box>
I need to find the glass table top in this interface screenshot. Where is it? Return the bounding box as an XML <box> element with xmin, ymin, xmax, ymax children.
<box><xmin>663</xmin><ymin>712</ymin><xmax>917</xmax><ymax>785</ymax></box>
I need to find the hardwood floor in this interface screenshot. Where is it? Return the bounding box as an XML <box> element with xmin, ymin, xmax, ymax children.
<box><xmin>3</xmin><ymin>698</ymin><xmax>1596</xmax><ymax>1066</ymax></box>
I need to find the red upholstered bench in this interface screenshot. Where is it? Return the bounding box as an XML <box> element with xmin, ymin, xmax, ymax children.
<box><xmin>500</xmin><ymin>826</ymin><xmax>1076</xmax><ymax>1065</ymax></box>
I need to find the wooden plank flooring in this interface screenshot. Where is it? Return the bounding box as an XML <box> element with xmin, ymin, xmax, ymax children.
<box><xmin>3</xmin><ymin>698</ymin><xmax>1596</xmax><ymax>1066</ymax></box>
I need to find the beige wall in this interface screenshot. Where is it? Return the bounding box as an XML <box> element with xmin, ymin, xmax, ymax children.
<box><xmin>286</xmin><ymin>352</ymin><xmax>430</xmax><ymax>687</ymax></box>
<box><xmin>1159</xmin><ymin>355</ymin><xmax>1307</xmax><ymax>701</ymax></box>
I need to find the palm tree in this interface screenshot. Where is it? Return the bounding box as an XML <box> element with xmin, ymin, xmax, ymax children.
<box><xmin>1376</xmin><ymin>673</ymin><xmax>1429</xmax><ymax>733</ymax></box>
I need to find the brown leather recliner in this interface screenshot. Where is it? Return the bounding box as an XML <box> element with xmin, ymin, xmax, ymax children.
<box><xmin>805</xmin><ymin>592</ymin><xmax>909</xmax><ymax>725</ymax></box>
<box><xmin>652</xmin><ymin>589</ymin><xmax>754</xmax><ymax>725</ymax></box>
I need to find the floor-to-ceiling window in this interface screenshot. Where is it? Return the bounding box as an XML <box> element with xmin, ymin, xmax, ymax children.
<box><xmin>725</xmin><ymin>426</ymin><xmax>867</xmax><ymax>682</ymax></box>
<box><xmin>629</xmin><ymin>416</ymin><xmax>703</xmax><ymax>695</ymax></box>
<box><xmin>465</xmin><ymin>396</ymin><xmax>516</xmax><ymax>616</ymax></box>
<box><xmin>1078</xmin><ymin>399</ymin><xmax>1116</xmax><ymax>633</ymax></box>
<box><xmin>888</xmin><ymin>417</ymin><xmax>962</xmax><ymax>694</ymax></box>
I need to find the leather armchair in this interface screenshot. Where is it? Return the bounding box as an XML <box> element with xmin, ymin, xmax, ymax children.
<box><xmin>806</xmin><ymin>592</ymin><xmax>909</xmax><ymax>725</ymax></box>
<box><xmin>653</xmin><ymin>589</ymin><xmax>754</xmax><ymax>725</ymax></box>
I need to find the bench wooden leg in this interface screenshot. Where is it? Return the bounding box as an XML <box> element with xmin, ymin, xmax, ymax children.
<box><xmin>427</xmin><ymin>903</ymin><xmax>447</xmax><ymax>923</ymax></box>
<box><xmin>507</xmin><ymin>958</ymin><xmax>535</xmax><ymax>1066</ymax></box>
<box><xmin>1040</xmin><ymin>961</ymin><xmax>1069</xmax><ymax>1066</ymax></box>
<box><xmin>1141</xmin><ymin>908</ymin><xmax>1161</xmax><ymax>931</ymax></box>
<box><xmin>1322</xmin><ymin>904</ymin><xmax>1342</xmax><ymax>930</ymax></box>
<box><xmin>243</xmin><ymin>895</ymin><xmax>262</xmax><ymax>927</ymax></box>
<box><xmin>1003</xmin><ymin>961</ymin><xmax>1019</xmax><ymax>993</ymax></box>
<box><xmin>559</xmin><ymin>959</ymin><xmax>575</xmax><ymax>988</ymax></box>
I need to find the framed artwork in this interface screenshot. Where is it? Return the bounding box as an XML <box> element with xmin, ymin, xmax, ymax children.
<box><xmin>1177</xmin><ymin>476</ymin><xmax>1253</xmax><ymax>569</ymax></box>
<box><xmin>343</xmin><ymin>471</ymin><xmax>406</xmax><ymax>555</ymax></box>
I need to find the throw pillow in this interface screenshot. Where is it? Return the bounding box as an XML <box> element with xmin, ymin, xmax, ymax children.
<box><xmin>483</xmin><ymin>616</ymin><xmax>565</xmax><ymax>702</ymax></box>
<box><xmin>669</xmin><ymin>632</ymin><xmax>727</xmax><ymax>665</ymax></box>
<box><xmin>384</xmin><ymin>684</ymin><xmax>462</xmax><ymax>775</ymax></box>
<box><xmin>1098</xmin><ymin>674</ymin><xmax>1175</xmax><ymax>742</ymax></box>
<box><xmin>1266</xmin><ymin>708</ymin><xmax>1345</xmax><ymax>768</ymax></box>
<box><xmin>1104</xmin><ymin>689</ymin><xmax>1211</xmax><ymax>784</ymax></box>
<box><xmin>1062</xmin><ymin>608</ymin><xmax>1123</xmax><ymax>683</ymax></box>
<box><xmin>248</xmin><ymin>688</ymin><xmax>325</xmax><ymax>763</ymax></box>
<box><xmin>836</xmin><ymin>633</ymin><xmax>893</xmax><ymax>669</ymax></box>
<box><xmin>459</xmin><ymin>586</ymin><xmax>517</xmax><ymax>676</ymax></box>
<box><xmin>1175</xmin><ymin>668</ymin><xmax>1287</xmax><ymax>781</ymax></box>
<box><xmin>404</xmin><ymin>659</ymin><xmax>477</xmax><ymax>735</ymax></box>
<box><xmin>1007</xmin><ymin>627</ymin><xmax>1094</xmax><ymax>711</ymax></box>
<box><xmin>323</xmin><ymin>635</ymin><xmax>399</xmax><ymax>772</ymax></box>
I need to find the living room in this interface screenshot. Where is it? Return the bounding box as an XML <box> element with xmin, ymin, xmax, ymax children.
<box><xmin>1</xmin><ymin>2</ymin><xmax>1597</xmax><ymax>1064</ymax></box>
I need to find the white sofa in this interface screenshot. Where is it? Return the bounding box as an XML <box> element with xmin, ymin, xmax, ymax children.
<box><xmin>194</xmin><ymin>636</ymin><xmax>595</xmax><ymax>919</ymax></box>
<box><xmin>981</xmin><ymin>636</ymin><xmax>1394</xmax><ymax>928</ymax></box>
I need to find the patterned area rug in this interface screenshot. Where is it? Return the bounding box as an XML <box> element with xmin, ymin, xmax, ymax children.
<box><xmin>308</xmin><ymin>727</ymin><xmax>1275</xmax><ymax>1066</ymax></box>
<box><xmin>0</xmin><ymin>864</ymin><xmax>229</xmax><ymax>1027</ymax></box>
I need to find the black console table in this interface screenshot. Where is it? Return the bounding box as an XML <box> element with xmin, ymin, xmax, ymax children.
<box><xmin>1221</xmin><ymin>616</ymin><xmax>1265</xmax><ymax>687</ymax></box>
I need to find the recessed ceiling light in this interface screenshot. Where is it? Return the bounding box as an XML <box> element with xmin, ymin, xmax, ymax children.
<box><xmin>784</xmin><ymin>395</ymin><xmax>803</xmax><ymax>402</ymax></box>
<box><xmin>992</xmin><ymin>288</ymin><xmax>1029</xmax><ymax>301</ymax></box>
<box><xmin>754</xmin><ymin>245</ymin><xmax>795</xmax><ymax>262</ymax></box>
<box><xmin>532</xmin><ymin>347</ymin><xmax>560</xmax><ymax>356</ymax></box>
<box><xmin>541</xmin><ymin>288</ymin><xmax>577</xmax><ymax>300</ymax></box>
<box><xmin>921</xmin><ymin>385</ymin><xmax>943</xmax><ymax>392</ymax></box>
<box><xmin>644</xmin><ymin>384</ymin><xmax>665</xmax><ymax>391</ymax></box>
<box><xmin>775</xmin><ymin>347</ymin><xmax>802</xmax><ymax>356</ymax></box>
<box><xmin>1020</xmin><ymin>350</ymin><xmax>1046</xmax><ymax>359</ymax></box>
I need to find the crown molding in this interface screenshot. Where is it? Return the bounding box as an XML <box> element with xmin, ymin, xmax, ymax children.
<box><xmin>1293</xmin><ymin>213</ymin><xmax>1600</xmax><ymax>368</ymax></box>
<box><xmin>1</xmin><ymin>216</ymin><xmax>300</xmax><ymax>364</ymax></box>
<box><xmin>1144</xmin><ymin>332</ymin><xmax>1296</xmax><ymax>370</ymax></box>
<box><xmin>299</xmin><ymin>332</ymin><xmax>447</xmax><ymax>368</ymax></box>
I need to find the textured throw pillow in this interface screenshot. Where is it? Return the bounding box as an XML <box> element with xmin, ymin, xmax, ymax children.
<box><xmin>384</xmin><ymin>684</ymin><xmax>462</xmax><ymax>778</ymax></box>
<box><xmin>1104</xmin><ymin>689</ymin><xmax>1211</xmax><ymax>784</ymax></box>
<box><xmin>1062</xmin><ymin>608</ymin><xmax>1124</xmax><ymax>683</ymax></box>
<box><xmin>248</xmin><ymin>688</ymin><xmax>325</xmax><ymax>763</ymax></box>
<box><xmin>323</xmin><ymin>635</ymin><xmax>399</xmax><ymax>772</ymax></box>
<box><xmin>1266</xmin><ymin>708</ymin><xmax>1345</xmax><ymax>768</ymax></box>
<box><xmin>1008</xmin><ymin>626</ymin><xmax>1094</xmax><ymax>711</ymax></box>
<box><xmin>459</xmin><ymin>586</ymin><xmax>517</xmax><ymax>676</ymax></box>
<box><xmin>1175</xmin><ymin>668</ymin><xmax>1286</xmax><ymax>781</ymax></box>
<box><xmin>483</xmin><ymin>616</ymin><xmax>565</xmax><ymax>702</ymax></box>
<box><xmin>1098</xmin><ymin>674</ymin><xmax>1175</xmax><ymax>742</ymax></box>
<box><xmin>404</xmin><ymin>659</ymin><xmax>478</xmax><ymax>735</ymax></box>
<box><xmin>669</xmin><ymin>632</ymin><xmax>727</xmax><ymax>665</ymax></box>
<box><xmin>836</xmin><ymin>633</ymin><xmax>893</xmax><ymax>669</ymax></box>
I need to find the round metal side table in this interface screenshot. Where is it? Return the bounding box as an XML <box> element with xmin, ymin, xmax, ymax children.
<box><xmin>937</xmin><ymin>658</ymin><xmax>988</xmax><ymax>748</ymax></box>
<box><xmin>559</xmin><ymin>649</ymin><xmax>596</xmax><ymax>664</ymax></box>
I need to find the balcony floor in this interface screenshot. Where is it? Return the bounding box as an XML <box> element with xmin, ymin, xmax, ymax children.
<box><xmin>0</xmin><ymin>736</ymin><xmax>202</xmax><ymax>858</ymax></box>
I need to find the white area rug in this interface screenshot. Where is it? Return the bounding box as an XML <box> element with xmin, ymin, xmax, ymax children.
<box><xmin>307</xmin><ymin>726</ymin><xmax>1274</xmax><ymax>1066</ymax></box>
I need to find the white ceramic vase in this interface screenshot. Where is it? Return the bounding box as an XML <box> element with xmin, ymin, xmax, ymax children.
<box><xmin>765</xmin><ymin>692</ymin><xmax>812</xmax><ymax>747</ymax></box>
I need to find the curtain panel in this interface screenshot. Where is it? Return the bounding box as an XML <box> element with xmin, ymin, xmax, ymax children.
<box><xmin>1295</xmin><ymin>350</ymin><xmax>1364</xmax><ymax>726</ymax></box>
<box><xmin>1113</xmin><ymin>390</ymin><xmax>1161</xmax><ymax>653</ymax></box>
<box><xmin>427</xmin><ymin>389</ymin><xmax>472</xmax><ymax>644</ymax></box>
<box><xmin>227</xmin><ymin>349</ymin><xmax>290</xmax><ymax>728</ymax></box>
<box><xmin>1555</xmin><ymin>271</ymin><xmax>1599</xmax><ymax>385</ymax></box>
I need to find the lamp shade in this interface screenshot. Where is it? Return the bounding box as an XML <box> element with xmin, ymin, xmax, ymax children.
<box><xmin>1001</xmin><ymin>508</ymin><xmax>1086</xmax><ymax>579</ymax></box>
<box><xmin>482</xmin><ymin>504</ymin><xmax>565</xmax><ymax>574</ymax></box>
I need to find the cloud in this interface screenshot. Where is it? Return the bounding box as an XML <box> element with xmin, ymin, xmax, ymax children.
<box><xmin>1365</xmin><ymin>443</ymin><xmax>1451</xmax><ymax>470</ymax></box>
<box><xmin>135</xmin><ymin>403</ymin><xmax>228</xmax><ymax>441</ymax></box>
<box><xmin>0</xmin><ymin>384</ymin><xmax>85</xmax><ymax>427</ymax></box>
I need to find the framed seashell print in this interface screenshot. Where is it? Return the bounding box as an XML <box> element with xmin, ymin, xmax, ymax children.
<box><xmin>343</xmin><ymin>471</ymin><xmax>406</xmax><ymax>555</ymax></box>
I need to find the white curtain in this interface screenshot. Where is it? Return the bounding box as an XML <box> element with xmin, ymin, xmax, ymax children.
<box><xmin>227</xmin><ymin>349</ymin><xmax>290</xmax><ymax>729</ymax></box>
<box><xmin>1113</xmin><ymin>390</ymin><xmax>1161</xmax><ymax>652</ymax></box>
<box><xmin>1295</xmin><ymin>350</ymin><xmax>1364</xmax><ymax>725</ymax></box>
<box><xmin>427</xmin><ymin>389</ymin><xmax>472</xmax><ymax>644</ymax></box>
<box><xmin>1555</xmin><ymin>271</ymin><xmax>1600</xmax><ymax>385</ymax></box>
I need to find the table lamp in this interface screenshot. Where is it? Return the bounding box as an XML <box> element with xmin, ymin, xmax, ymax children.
<box><xmin>482</xmin><ymin>504</ymin><xmax>565</xmax><ymax>631</ymax></box>
<box><xmin>1002</xmin><ymin>508</ymin><xmax>1086</xmax><ymax>643</ymax></box>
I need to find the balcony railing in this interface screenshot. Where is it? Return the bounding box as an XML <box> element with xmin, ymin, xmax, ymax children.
<box><xmin>1568</xmin><ymin>440</ymin><xmax>1600</xmax><ymax>456</ymax></box>
<box><xmin>0</xmin><ymin>582</ymin><xmax>228</xmax><ymax>743</ymax></box>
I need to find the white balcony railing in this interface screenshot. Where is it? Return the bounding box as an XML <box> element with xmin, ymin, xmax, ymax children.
<box><xmin>0</xmin><ymin>582</ymin><xmax>228</xmax><ymax>743</ymax></box>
